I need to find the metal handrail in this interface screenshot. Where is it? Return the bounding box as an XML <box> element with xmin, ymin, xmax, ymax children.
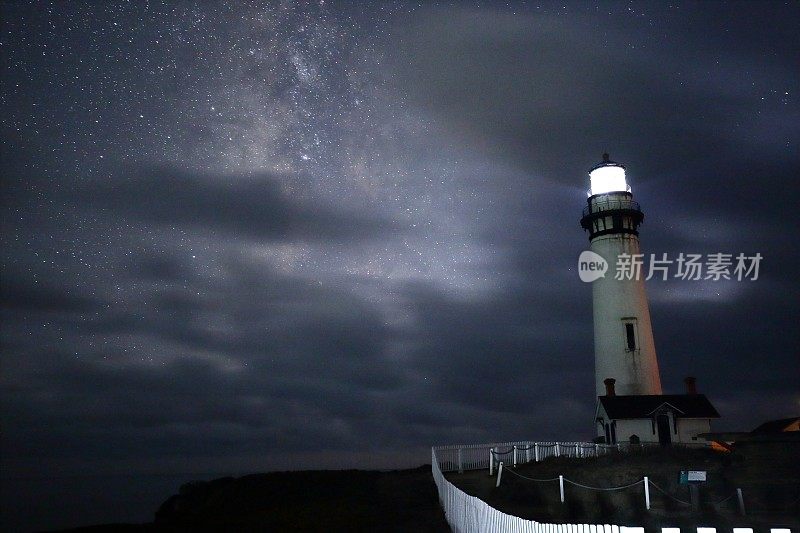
<box><xmin>582</xmin><ymin>199</ymin><xmax>641</xmax><ymax>218</ymax></box>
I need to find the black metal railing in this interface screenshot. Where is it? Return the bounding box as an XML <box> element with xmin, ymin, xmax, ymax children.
<box><xmin>582</xmin><ymin>198</ymin><xmax>641</xmax><ymax>218</ymax></box>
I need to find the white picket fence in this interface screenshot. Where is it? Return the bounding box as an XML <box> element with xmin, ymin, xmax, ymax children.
<box><xmin>431</xmin><ymin>444</ymin><xmax>790</xmax><ymax>533</ymax></box>
<box><xmin>432</xmin><ymin>445</ymin><xmax>646</xmax><ymax>533</ymax></box>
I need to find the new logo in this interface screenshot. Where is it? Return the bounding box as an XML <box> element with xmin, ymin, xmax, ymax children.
<box><xmin>578</xmin><ymin>251</ymin><xmax>608</xmax><ymax>283</ymax></box>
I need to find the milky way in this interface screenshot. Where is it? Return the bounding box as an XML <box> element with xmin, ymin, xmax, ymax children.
<box><xmin>1</xmin><ymin>2</ymin><xmax>799</xmax><ymax>529</ymax></box>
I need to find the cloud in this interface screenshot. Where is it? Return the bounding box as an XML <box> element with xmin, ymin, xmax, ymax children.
<box><xmin>0</xmin><ymin>278</ymin><xmax>102</xmax><ymax>315</ymax></box>
<box><xmin>71</xmin><ymin>167</ymin><xmax>398</xmax><ymax>244</ymax></box>
<box><xmin>392</xmin><ymin>6</ymin><xmax>800</xmax><ymax>215</ymax></box>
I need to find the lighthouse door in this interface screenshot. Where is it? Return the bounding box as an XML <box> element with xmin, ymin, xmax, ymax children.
<box><xmin>656</xmin><ymin>414</ymin><xmax>672</xmax><ymax>446</ymax></box>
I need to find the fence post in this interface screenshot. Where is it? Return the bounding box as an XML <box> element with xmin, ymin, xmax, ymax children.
<box><xmin>457</xmin><ymin>448</ymin><xmax>463</xmax><ymax>474</ymax></box>
<box><xmin>595</xmin><ymin>443</ymin><xmax>599</xmax><ymax>457</ymax></box>
<box><xmin>575</xmin><ymin>443</ymin><xmax>579</xmax><ymax>458</ymax></box>
<box><xmin>559</xmin><ymin>475</ymin><xmax>565</xmax><ymax>503</ymax></box>
<box><xmin>555</xmin><ymin>443</ymin><xmax>560</xmax><ymax>457</ymax></box>
<box><xmin>737</xmin><ymin>488</ymin><xmax>746</xmax><ymax>516</ymax></box>
<box><xmin>689</xmin><ymin>485</ymin><xmax>699</xmax><ymax>511</ymax></box>
<box><xmin>535</xmin><ymin>443</ymin><xmax>539</xmax><ymax>462</ymax></box>
<box><xmin>644</xmin><ymin>476</ymin><xmax>650</xmax><ymax>510</ymax></box>
<box><xmin>513</xmin><ymin>445</ymin><xmax>517</xmax><ymax>467</ymax></box>
<box><xmin>525</xmin><ymin>444</ymin><xmax>530</xmax><ymax>463</ymax></box>
<box><xmin>496</xmin><ymin>462</ymin><xmax>504</xmax><ymax>487</ymax></box>
<box><xmin>489</xmin><ymin>448</ymin><xmax>494</xmax><ymax>476</ymax></box>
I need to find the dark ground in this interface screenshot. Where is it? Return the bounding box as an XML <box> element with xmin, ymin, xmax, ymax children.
<box><xmin>446</xmin><ymin>443</ymin><xmax>800</xmax><ymax>532</ymax></box>
<box><xmin>58</xmin><ymin>466</ymin><xmax>448</xmax><ymax>532</ymax></box>
<box><xmin>52</xmin><ymin>440</ymin><xmax>800</xmax><ymax>532</ymax></box>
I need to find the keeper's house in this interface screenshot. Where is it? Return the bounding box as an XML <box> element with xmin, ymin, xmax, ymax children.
<box><xmin>595</xmin><ymin>377</ymin><xmax>720</xmax><ymax>445</ymax></box>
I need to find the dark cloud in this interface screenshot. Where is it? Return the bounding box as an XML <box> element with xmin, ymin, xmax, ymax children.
<box><xmin>394</xmin><ymin>6</ymin><xmax>800</xmax><ymax>212</ymax></box>
<box><xmin>0</xmin><ymin>279</ymin><xmax>101</xmax><ymax>314</ymax></box>
<box><xmin>72</xmin><ymin>168</ymin><xmax>399</xmax><ymax>243</ymax></box>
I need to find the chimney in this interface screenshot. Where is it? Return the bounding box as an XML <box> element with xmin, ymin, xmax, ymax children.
<box><xmin>684</xmin><ymin>376</ymin><xmax>698</xmax><ymax>395</ymax></box>
<box><xmin>603</xmin><ymin>378</ymin><xmax>616</xmax><ymax>396</ymax></box>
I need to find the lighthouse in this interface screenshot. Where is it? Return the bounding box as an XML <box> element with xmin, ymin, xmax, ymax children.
<box><xmin>580</xmin><ymin>154</ymin><xmax>662</xmax><ymax>397</ymax></box>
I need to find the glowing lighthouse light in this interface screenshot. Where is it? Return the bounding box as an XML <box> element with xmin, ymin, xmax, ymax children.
<box><xmin>588</xmin><ymin>154</ymin><xmax>631</xmax><ymax>196</ymax></box>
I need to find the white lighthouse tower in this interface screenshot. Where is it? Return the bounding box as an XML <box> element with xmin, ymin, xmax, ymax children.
<box><xmin>580</xmin><ymin>154</ymin><xmax>662</xmax><ymax>397</ymax></box>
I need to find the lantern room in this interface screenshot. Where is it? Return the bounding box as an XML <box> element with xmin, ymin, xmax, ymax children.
<box><xmin>588</xmin><ymin>153</ymin><xmax>630</xmax><ymax>196</ymax></box>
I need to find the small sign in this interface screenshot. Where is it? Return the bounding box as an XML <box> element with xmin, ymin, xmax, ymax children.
<box><xmin>679</xmin><ymin>470</ymin><xmax>707</xmax><ymax>484</ymax></box>
<box><xmin>688</xmin><ymin>470</ymin><xmax>706</xmax><ymax>481</ymax></box>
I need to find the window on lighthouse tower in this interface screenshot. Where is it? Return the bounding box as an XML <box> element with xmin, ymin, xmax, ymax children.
<box><xmin>622</xmin><ymin>317</ymin><xmax>639</xmax><ymax>352</ymax></box>
<box><xmin>625</xmin><ymin>323</ymin><xmax>636</xmax><ymax>351</ymax></box>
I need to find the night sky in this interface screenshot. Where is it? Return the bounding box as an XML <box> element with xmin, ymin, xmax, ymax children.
<box><xmin>1</xmin><ymin>1</ymin><xmax>799</xmax><ymax>529</ymax></box>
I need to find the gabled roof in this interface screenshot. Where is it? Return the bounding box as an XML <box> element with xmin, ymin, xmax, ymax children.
<box><xmin>750</xmin><ymin>416</ymin><xmax>800</xmax><ymax>434</ymax></box>
<box><xmin>597</xmin><ymin>394</ymin><xmax>720</xmax><ymax>420</ymax></box>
